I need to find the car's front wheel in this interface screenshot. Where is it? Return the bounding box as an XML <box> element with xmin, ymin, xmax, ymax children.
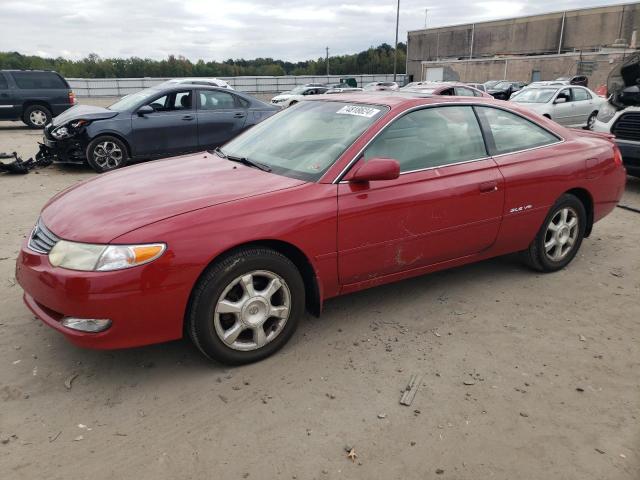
<box><xmin>188</xmin><ymin>248</ymin><xmax>305</xmax><ymax>364</ymax></box>
<box><xmin>523</xmin><ymin>194</ymin><xmax>586</xmax><ymax>272</ymax></box>
<box><xmin>86</xmin><ymin>136</ymin><xmax>129</xmax><ymax>173</ymax></box>
<box><xmin>586</xmin><ymin>111</ymin><xmax>597</xmax><ymax>129</ymax></box>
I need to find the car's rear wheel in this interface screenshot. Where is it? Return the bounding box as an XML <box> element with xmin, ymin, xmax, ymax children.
<box><xmin>188</xmin><ymin>248</ymin><xmax>305</xmax><ymax>364</ymax></box>
<box><xmin>23</xmin><ymin>105</ymin><xmax>51</xmax><ymax>129</ymax></box>
<box><xmin>86</xmin><ymin>136</ymin><xmax>128</xmax><ymax>173</ymax></box>
<box><xmin>523</xmin><ymin>194</ymin><xmax>586</xmax><ymax>272</ymax></box>
<box><xmin>586</xmin><ymin>111</ymin><xmax>597</xmax><ymax>129</ymax></box>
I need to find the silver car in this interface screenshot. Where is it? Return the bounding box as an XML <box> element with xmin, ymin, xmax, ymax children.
<box><xmin>510</xmin><ymin>86</ymin><xmax>604</xmax><ymax>128</ymax></box>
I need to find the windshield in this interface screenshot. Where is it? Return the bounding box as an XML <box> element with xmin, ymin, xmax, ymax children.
<box><xmin>108</xmin><ymin>88</ymin><xmax>160</xmax><ymax>111</ymax></box>
<box><xmin>222</xmin><ymin>101</ymin><xmax>388</xmax><ymax>181</ymax></box>
<box><xmin>511</xmin><ymin>88</ymin><xmax>558</xmax><ymax>103</ymax></box>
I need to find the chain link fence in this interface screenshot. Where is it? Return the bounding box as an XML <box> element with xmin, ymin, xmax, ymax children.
<box><xmin>67</xmin><ymin>74</ymin><xmax>407</xmax><ymax>97</ymax></box>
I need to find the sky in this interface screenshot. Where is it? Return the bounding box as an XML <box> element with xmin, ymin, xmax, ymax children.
<box><xmin>0</xmin><ymin>0</ymin><xmax>631</xmax><ymax>61</ymax></box>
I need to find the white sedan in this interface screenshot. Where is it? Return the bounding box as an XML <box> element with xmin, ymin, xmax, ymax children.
<box><xmin>270</xmin><ymin>86</ymin><xmax>329</xmax><ymax>108</ymax></box>
<box><xmin>510</xmin><ymin>85</ymin><xmax>604</xmax><ymax>128</ymax></box>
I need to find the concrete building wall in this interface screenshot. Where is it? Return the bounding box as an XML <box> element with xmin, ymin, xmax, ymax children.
<box><xmin>407</xmin><ymin>2</ymin><xmax>640</xmax><ymax>81</ymax></box>
<box><xmin>418</xmin><ymin>50</ymin><xmax>632</xmax><ymax>87</ymax></box>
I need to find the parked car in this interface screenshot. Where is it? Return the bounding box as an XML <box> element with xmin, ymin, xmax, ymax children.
<box><xmin>16</xmin><ymin>93</ymin><xmax>625</xmax><ymax>364</ymax></box>
<box><xmin>510</xmin><ymin>85</ymin><xmax>604</xmax><ymax>128</ymax></box>
<box><xmin>483</xmin><ymin>80</ymin><xmax>502</xmax><ymax>90</ymax></box>
<box><xmin>270</xmin><ymin>86</ymin><xmax>329</xmax><ymax>108</ymax></box>
<box><xmin>556</xmin><ymin>75</ymin><xmax>588</xmax><ymax>87</ymax></box>
<box><xmin>324</xmin><ymin>87</ymin><xmax>363</xmax><ymax>94</ymax></box>
<box><xmin>401</xmin><ymin>81</ymin><xmax>491</xmax><ymax>97</ymax></box>
<box><xmin>39</xmin><ymin>84</ymin><xmax>277</xmax><ymax>172</ymax></box>
<box><xmin>591</xmin><ymin>53</ymin><xmax>640</xmax><ymax>176</ymax></box>
<box><xmin>0</xmin><ymin>70</ymin><xmax>76</xmax><ymax>128</ymax></box>
<box><xmin>159</xmin><ymin>77</ymin><xmax>233</xmax><ymax>89</ymax></box>
<box><xmin>487</xmin><ymin>81</ymin><xmax>526</xmax><ymax>100</ymax></box>
<box><xmin>363</xmin><ymin>82</ymin><xmax>399</xmax><ymax>91</ymax></box>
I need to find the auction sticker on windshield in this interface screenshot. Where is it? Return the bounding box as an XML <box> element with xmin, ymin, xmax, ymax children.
<box><xmin>336</xmin><ymin>105</ymin><xmax>381</xmax><ymax>118</ymax></box>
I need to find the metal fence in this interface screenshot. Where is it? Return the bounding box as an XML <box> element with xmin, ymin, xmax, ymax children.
<box><xmin>67</xmin><ymin>74</ymin><xmax>407</xmax><ymax>97</ymax></box>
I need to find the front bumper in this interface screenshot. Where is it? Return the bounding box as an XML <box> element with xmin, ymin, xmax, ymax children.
<box><xmin>15</xmin><ymin>240</ymin><xmax>187</xmax><ymax>350</ymax></box>
<box><xmin>39</xmin><ymin>126</ymin><xmax>88</xmax><ymax>164</ymax></box>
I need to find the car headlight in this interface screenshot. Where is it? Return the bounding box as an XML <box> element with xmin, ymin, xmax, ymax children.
<box><xmin>596</xmin><ymin>103</ymin><xmax>618</xmax><ymax>124</ymax></box>
<box><xmin>50</xmin><ymin>126</ymin><xmax>70</xmax><ymax>139</ymax></box>
<box><xmin>49</xmin><ymin>240</ymin><xmax>166</xmax><ymax>271</ymax></box>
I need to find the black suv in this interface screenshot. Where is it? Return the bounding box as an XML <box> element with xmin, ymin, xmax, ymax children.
<box><xmin>0</xmin><ymin>70</ymin><xmax>76</xmax><ymax>128</ymax></box>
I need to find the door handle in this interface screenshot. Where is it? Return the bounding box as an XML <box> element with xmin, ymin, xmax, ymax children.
<box><xmin>479</xmin><ymin>181</ymin><xmax>498</xmax><ymax>193</ymax></box>
<box><xmin>181</xmin><ymin>115</ymin><xmax>194</xmax><ymax>121</ymax></box>
<box><xmin>234</xmin><ymin>112</ymin><xmax>246</xmax><ymax>118</ymax></box>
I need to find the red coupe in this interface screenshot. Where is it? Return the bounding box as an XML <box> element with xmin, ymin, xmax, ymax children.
<box><xmin>16</xmin><ymin>93</ymin><xmax>626</xmax><ymax>364</ymax></box>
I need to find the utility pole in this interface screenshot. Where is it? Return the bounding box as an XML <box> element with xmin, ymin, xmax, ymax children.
<box><xmin>424</xmin><ymin>8</ymin><xmax>428</xmax><ymax>29</ymax></box>
<box><xmin>393</xmin><ymin>0</ymin><xmax>400</xmax><ymax>82</ymax></box>
<box><xmin>326</xmin><ymin>47</ymin><xmax>329</xmax><ymax>76</ymax></box>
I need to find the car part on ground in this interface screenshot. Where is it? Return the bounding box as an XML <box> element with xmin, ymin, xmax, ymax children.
<box><xmin>39</xmin><ymin>85</ymin><xmax>278</xmax><ymax>173</ymax></box>
<box><xmin>0</xmin><ymin>70</ymin><xmax>76</xmax><ymax>128</ymax></box>
<box><xmin>15</xmin><ymin>93</ymin><xmax>626</xmax><ymax>364</ymax></box>
<box><xmin>0</xmin><ymin>150</ymin><xmax>54</xmax><ymax>174</ymax></box>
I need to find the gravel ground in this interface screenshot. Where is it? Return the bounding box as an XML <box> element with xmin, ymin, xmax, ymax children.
<box><xmin>1</xmin><ymin>103</ymin><xmax>639</xmax><ymax>479</ymax></box>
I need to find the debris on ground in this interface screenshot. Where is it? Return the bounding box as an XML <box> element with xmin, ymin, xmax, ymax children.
<box><xmin>595</xmin><ymin>448</ymin><xmax>606</xmax><ymax>454</ymax></box>
<box><xmin>0</xmin><ymin>150</ymin><xmax>53</xmax><ymax>175</ymax></box>
<box><xmin>64</xmin><ymin>373</ymin><xmax>79</xmax><ymax>390</ymax></box>
<box><xmin>435</xmin><ymin>468</ymin><xmax>445</xmax><ymax>474</ymax></box>
<box><xmin>579</xmin><ymin>335</ymin><xmax>587</xmax><ymax>342</ymax></box>
<box><xmin>463</xmin><ymin>379</ymin><xmax>476</xmax><ymax>386</ymax></box>
<box><xmin>346</xmin><ymin>447</ymin><xmax>358</xmax><ymax>462</ymax></box>
<box><xmin>377</xmin><ymin>413</ymin><xmax>386</xmax><ymax>419</ymax></box>
<box><xmin>400</xmin><ymin>374</ymin><xmax>423</xmax><ymax>406</ymax></box>
<box><xmin>48</xmin><ymin>431</ymin><xmax>61</xmax><ymax>443</ymax></box>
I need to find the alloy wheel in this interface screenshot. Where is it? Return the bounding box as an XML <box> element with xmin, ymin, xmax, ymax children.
<box><xmin>93</xmin><ymin>141</ymin><xmax>124</xmax><ymax>169</ymax></box>
<box><xmin>30</xmin><ymin>110</ymin><xmax>47</xmax><ymax>127</ymax></box>
<box><xmin>544</xmin><ymin>207</ymin><xmax>579</xmax><ymax>261</ymax></box>
<box><xmin>213</xmin><ymin>270</ymin><xmax>291</xmax><ymax>351</ymax></box>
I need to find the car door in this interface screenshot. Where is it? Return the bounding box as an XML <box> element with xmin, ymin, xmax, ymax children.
<box><xmin>337</xmin><ymin>105</ymin><xmax>505</xmax><ymax>285</ymax></box>
<box><xmin>570</xmin><ymin>87</ymin><xmax>594</xmax><ymax>125</ymax></box>
<box><xmin>196</xmin><ymin>89</ymin><xmax>248</xmax><ymax>149</ymax></box>
<box><xmin>551</xmin><ymin>88</ymin><xmax>574</xmax><ymax>125</ymax></box>
<box><xmin>131</xmin><ymin>89</ymin><xmax>199</xmax><ymax>157</ymax></box>
<box><xmin>0</xmin><ymin>72</ymin><xmax>17</xmax><ymax>120</ymax></box>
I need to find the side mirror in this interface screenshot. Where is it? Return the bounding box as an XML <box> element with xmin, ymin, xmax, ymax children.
<box><xmin>554</xmin><ymin>97</ymin><xmax>567</xmax><ymax>104</ymax></box>
<box><xmin>137</xmin><ymin>105</ymin><xmax>154</xmax><ymax>116</ymax></box>
<box><xmin>345</xmin><ymin>157</ymin><xmax>400</xmax><ymax>183</ymax></box>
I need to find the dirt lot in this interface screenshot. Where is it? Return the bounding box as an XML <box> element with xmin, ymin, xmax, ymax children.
<box><xmin>1</xmin><ymin>103</ymin><xmax>639</xmax><ymax>479</ymax></box>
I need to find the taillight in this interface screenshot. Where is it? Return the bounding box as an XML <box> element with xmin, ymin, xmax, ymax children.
<box><xmin>68</xmin><ymin>91</ymin><xmax>76</xmax><ymax>105</ymax></box>
<box><xmin>613</xmin><ymin>145</ymin><xmax>623</xmax><ymax>167</ymax></box>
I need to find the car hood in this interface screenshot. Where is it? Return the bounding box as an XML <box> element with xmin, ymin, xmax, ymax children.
<box><xmin>273</xmin><ymin>94</ymin><xmax>294</xmax><ymax>100</ymax></box>
<box><xmin>40</xmin><ymin>153</ymin><xmax>306</xmax><ymax>243</ymax></box>
<box><xmin>52</xmin><ymin>104</ymin><xmax>119</xmax><ymax>126</ymax></box>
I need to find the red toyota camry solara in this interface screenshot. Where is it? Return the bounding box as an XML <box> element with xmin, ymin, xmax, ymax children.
<box><xmin>16</xmin><ymin>94</ymin><xmax>626</xmax><ymax>364</ymax></box>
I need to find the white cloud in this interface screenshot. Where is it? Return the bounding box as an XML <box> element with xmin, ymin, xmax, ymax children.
<box><xmin>0</xmin><ymin>0</ymin><xmax>628</xmax><ymax>61</ymax></box>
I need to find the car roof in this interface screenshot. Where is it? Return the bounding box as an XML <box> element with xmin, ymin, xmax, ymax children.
<box><xmin>307</xmin><ymin>91</ymin><xmax>501</xmax><ymax>108</ymax></box>
<box><xmin>152</xmin><ymin>84</ymin><xmax>236</xmax><ymax>93</ymax></box>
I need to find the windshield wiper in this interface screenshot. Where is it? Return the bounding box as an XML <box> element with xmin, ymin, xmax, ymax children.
<box><xmin>213</xmin><ymin>147</ymin><xmax>271</xmax><ymax>172</ymax></box>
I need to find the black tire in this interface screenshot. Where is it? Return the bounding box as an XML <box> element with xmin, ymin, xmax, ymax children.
<box><xmin>23</xmin><ymin>105</ymin><xmax>52</xmax><ymax>129</ymax></box>
<box><xmin>523</xmin><ymin>194</ymin><xmax>587</xmax><ymax>272</ymax></box>
<box><xmin>86</xmin><ymin>136</ymin><xmax>129</xmax><ymax>173</ymax></box>
<box><xmin>288</xmin><ymin>100</ymin><xmax>298</xmax><ymax>107</ymax></box>
<box><xmin>586</xmin><ymin>111</ymin><xmax>597</xmax><ymax>130</ymax></box>
<box><xmin>187</xmin><ymin>248</ymin><xmax>305</xmax><ymax>365</ymax></box>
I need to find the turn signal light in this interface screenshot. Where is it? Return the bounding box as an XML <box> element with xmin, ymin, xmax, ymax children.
<box><xmin>613</xmin><ymin>146</ymin><xmax>623</xmax><ymax>167</ymax></box>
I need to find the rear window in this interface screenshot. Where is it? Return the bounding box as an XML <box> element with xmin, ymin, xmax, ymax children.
<box><xmin>10</xmin><ymin>71</ymin><xmax>68</xmax><ymax>89</ymax></box>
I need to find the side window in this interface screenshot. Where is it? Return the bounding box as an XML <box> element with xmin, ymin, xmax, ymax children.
<box><xmin>11</xmin><ymin>72</ymin><xmax>66</xmax><ymax>89</ymax></box>
<box><xmin>198</xmin><ymin>90</ymin><xmax>236</xmax><ymax>110</ymax></box>
<box><xmin>440</xmin><ymin>88</ymin><xmax>454</xmax><ymax>96</ymax></box>
<box><xmin>454</xmin><ymin>87</ymin><xmax>475</xmax><ymax>97</ymax></box>
<box><xmin>148</xmin><ymin>95</ymin><xmax>168</xmax><ymax>111</ymax></box>
<box><xmin>572</xmin><ymin>88</ymin><xmax>590</xmax><ymax>101</ymax></box>
<box><xmin>363</xmin><ymin>106</ymin><xmax>487</xmax><ymax>173</ymax></box>
<box><xmin>558</xmin><ymin>88</ymin><xmax>572</xmax><ymax>102</ymax></box>
<box><xmin>477</xmin><ymin>107</ymin><xmax>559</xmax><ymax>155</ymax></box>
<box><xmin>0</xmin><ymin>74</ymin><xmax>8</xmax><ymax>89</ymax></box>
<box><xmin>172</xmin><ymin>91</ymin><xmax>192</xmax><ymax>110</ymax></box>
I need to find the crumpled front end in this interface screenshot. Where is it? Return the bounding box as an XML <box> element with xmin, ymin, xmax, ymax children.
<box><xmin>39</xmin><ymin>122</ymin><xmax>90</xmax><ymax>164</ymax></box>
